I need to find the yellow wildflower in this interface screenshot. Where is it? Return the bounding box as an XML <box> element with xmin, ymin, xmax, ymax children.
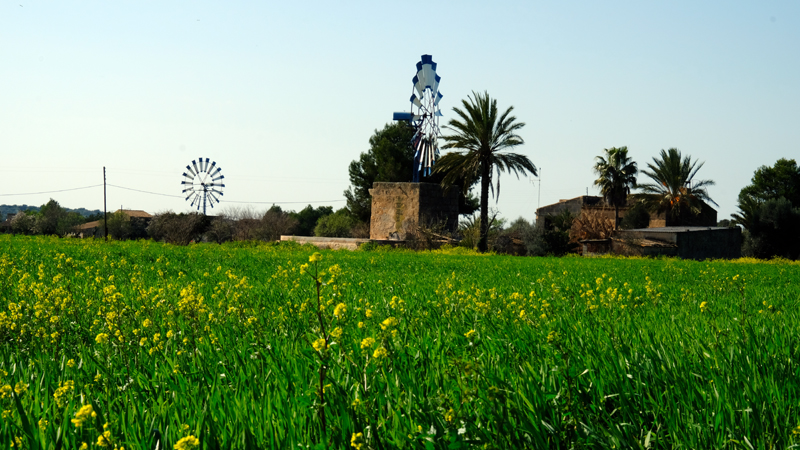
<box><xmin>309</xmin><ymin>253</ymin><xmax>322</xmax><ymax>263</ymax></box>
<box><xmin>333</xmin><ymin>303</ymin><xmax>347</xmax><ymax>318</ymax></box>
<box><xmin>14</xmin><ymin>382</ymin><xmax>27</xmax><ymax>396</ymax></box>
<box><xmin>95</xmin><ymin>333</ymin><xmax>109</xmax><ymax>344</ymax></box>
<box><xmin>365</xmin><ymin>309</ymin><xmax>373</xmax><ymax>318</ymax></box>
<box><xmin>71</xmin><ymin>404</ymin><xmax>96</xmax><ymax>427</ymax></box>
<box><xmin>360</xmin><ymin>337</ymin><xmax>375</xmax><ymax>350</ymax></box>
<box><xmin>380</xmin><ymin>317</ymin><xmax>398</xmax><ymax>330</ymax></box>
<box><xmin>350</xmin><ymin>432</ymin><xmax>364</xmax><ymax>450</ymax></box>
<box><xmin>445</xmin><ymin>408</ymin><xmax>455</xmax><ymax>422</ymax></box>
<box><xmin>331</xmin><ymin>327</ymin><xmax>343</xmax><ymax>338</ymax></box>
<box><xmin>312</xmin><ymin>338</ymin><xmax>327</xmax><ymax>352</ymax></box>
<box><xmin>699</xmin><ymin>301</ymin><xmax>708</xmax><ymax>313</ymax></box>
<box><xmin>174</xmin><ymin>435</ymin><xmax>200</xmax><ymax>450</ymax></box>
<box><xmin>464</xmin><ymin>329</ymin><xmax>476</xmax><ymax>339</ymax></box>
<box><xmin>373</xmin><ymin>347</ymin><xmax>388</xmax><ymax>358</ymax></box>
<box><xmin>67</xmin><ymin>359</ymin><xmax>76</xmax><ymax>368</ymax></box>
<box><xmin>38</xmin><ymin>418</ymin><xmax>48</xmax><ymax>431</ymax></box>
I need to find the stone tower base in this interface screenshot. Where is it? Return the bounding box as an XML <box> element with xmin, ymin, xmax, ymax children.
<box><xmin>369</xmin><ymin>182</ymin><xmax>459</xmax><ymax>240</ymax></box>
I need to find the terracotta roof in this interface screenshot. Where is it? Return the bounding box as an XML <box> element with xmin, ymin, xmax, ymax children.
<box><xmin>78</xmin><ymin>221</ymin><xmax>100</xmax><ymax>230</ymax></box>
<box><xmin>116</xmin><ymin>210</ymin><xmax>152</xmax><ymax>218</ymax></box>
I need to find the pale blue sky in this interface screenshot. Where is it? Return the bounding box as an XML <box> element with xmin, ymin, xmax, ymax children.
<box><xmin>2</xmin><ymin>1</ymin><xmax>798</xmax><ymax>223</ymax></box>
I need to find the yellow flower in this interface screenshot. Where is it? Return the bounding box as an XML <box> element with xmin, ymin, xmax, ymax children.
<box><xmin>365</xmin><ymin>309</ymin><xmax>373</xmax><ymax>318</ymax></box>
<box><xmin>309</xmin><ymin>252</ymin><xmax>323</xmax><ymax>263</ymax></box>
<box><xmin>464</xmin><ymin>329</ymin><xmax>476</xmax><ymax>339</ymax></box>
<box><xmin>333</xmin><ymin>303</ymin><xmax>347</xmax><ymax>318</ymax></box>
<box><xmin>14</xmin><ymin>382</ymin><xmax>28</xmax><ymax>396</ymax></box>
<box><xmin>380</xmin><ymin>317</ymin><xmax>398</xmax><ymax>330</ymax></box>
<box><xmin>174</xmin><ymin>435</ymin><xmax>200</xmax><ymax>450</ymax></box>
<box><xmin>38</xmin><ymin>418</ymin><xmax>48</xmax><ymax>431</ymax></box>
<box><xmin>95</xmin><ymin>333</ymin><xmax>109</xmax><ymax>344</ymax></box>
<box><xmin>79</xmin><ymin>443</ymin><xmax>88</xmax><ymax>450</ymax></box>
<box><xmin>71</xmin><ymin>404</ymin><xmax>96</xmax><ymax>427</ymax></box>
<box><xmin>331</xmin><ymin>327</ymin><xmax>343</xmax><ymax>338</ymax></box>
<box><xmin>373</xmin><ymin>347</ymin><xmax>388</xmax><ymax>358</ymax></box>
<box><xmin>96</xmin><ymin>430</ymin><xmax>113</xmax><ymax>447</ymax></box>
<box><xmin>357</xmin><ymin>321</ymin><xmax>365</xmax><ymax>329</ymax></box>
<box><xmin>53</xmin><ymin>380</ymin><xmax>75</xmax><ymax>407</ymax></box>
<box><xmin>312</xmin><ymin>338</ymin><xmax>327</xmax><ymax>352</ymax></box>
<box><xmin>547</xmin><ymin>331</ymin><xmax>559</xmax><ymax>343</ymax></box>
<box><xmin>445</xmin><ymin>408</ymin><xmax>455</xmax><ymax>422</ymax></box>
<box><xmin>360</xmin><ymin>337</ymin><xmax>375</xmax><ymax>349</ymax></box>
<box><xmin>139</xmin><ymin>337</ymin><xmax>148</xmax><ymax>347</ymax></box>
<box><xmin>67</xmin><ymin>359</ymin><xmax>76</xmax><ymax>368</ymax></box>
<box><xmin>699</xmin><ymin>301</ymin><xmax>708</xmax><ymax>313</ymax></box>
<box><xmin>350</xmin><ymin>432</ymin><xmax>364</xmax><ymax>450</ymax></box>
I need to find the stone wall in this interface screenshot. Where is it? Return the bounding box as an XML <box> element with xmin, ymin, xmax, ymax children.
<box><xmin>369</xmin><ymin>182</ymin><xmax>459</xmax><ymax>240</ymax></box>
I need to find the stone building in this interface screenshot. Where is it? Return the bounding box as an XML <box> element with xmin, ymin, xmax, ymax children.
<box><xmin>369</xmin><ymin>182</ymin><xmax>459</xmax><ymax>240</ymax></box>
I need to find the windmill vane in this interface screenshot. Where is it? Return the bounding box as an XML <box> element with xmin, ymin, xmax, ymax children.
<box><xmin>393</xmin><ymin>54</ymin><xmax>443</xmax><ymax>182</ymax></box>
<box><xmin>180</xmin><ymin>157</ymin><xmax>225</xmax><ymax>215</ymax></box>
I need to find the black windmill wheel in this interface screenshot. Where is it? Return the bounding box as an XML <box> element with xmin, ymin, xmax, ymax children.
<box><xmin>181</xmin><ymin>158</ymin><xmax>225</xmax><ymax>214</ymax></box>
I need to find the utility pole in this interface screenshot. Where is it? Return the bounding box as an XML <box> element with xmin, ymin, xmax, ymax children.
<box><xmin>103</xmin><ymin>167</ymin><xmax>108</xmax><ymax>242</ymax></box>
<box><xmin>537</xmin><ymin>167</ymin><xmax>541</xmax><ymax>210</ymax></box>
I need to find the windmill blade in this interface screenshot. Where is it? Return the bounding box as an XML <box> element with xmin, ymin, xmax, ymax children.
<box><xmin>435</xmin><ymin>91</ymin><xmax>443</xmax><ymax>106</ymax></box>
<box><xmin>191</xmin><ymin>160</ymin><xmax>200</xmax><ymax>175</ymax></box>
<box><xmin>410</xmin><ymin>94</ymin><xmax>422</xmax><ymax>109</ymax></box>
<box><xmin>431</xmin><ymin>74</ymin><xmax>441</xmax><ymax>97</ymax></box>
<box><xmin>209</xmin><ymin>161</ymin><xmax>217</xmax><ymax>173</ymax></box>
<box><xmin>212</xmin><ymin>174</ymin><xmax>225</xmax><ymax>182</ymax></box>
<box><xmin>204</xmin><ymin>158</ymin><xmax>210</xmax><ymax>172</ymax></box>
<box><xmin>185</xmin><ymin>165</ymin><xmax>197</xmax><ymax>177</ymax></box>
<box><xmin>210</xmin><ymin>167</ymin><xmax>222</xmax><ymax>177</ymax></box>
<box><xmin>211</xmin><ymin>188</ymin><xmax>224</xmax><ymax>196</ymax></box>
<box><xmin>412</xmin><ymin>75</ymin><xmax>424</xmax><ymax>98</ymax></box>
<box><xmin>208</xmin><ymin>192</ymin><xmax>220</xmax><ymax>203</ymax></box>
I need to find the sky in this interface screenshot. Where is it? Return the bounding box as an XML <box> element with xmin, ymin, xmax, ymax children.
<box><xmin>2</xmin><ymin>1</ymin><xmax>798</xmax><ymax>224</ymax></box>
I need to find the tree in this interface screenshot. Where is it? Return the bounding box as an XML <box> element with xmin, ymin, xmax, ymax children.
<box><xmin>344</xmin><ymin>122</ymin><xmax>479</xmax><ymax>225</ymax></box>
<box><xmin>434</xmin><ymin>91</ymin><xmax>537</xmax><ymax>252</ymax></box>
<box><xmin>733</xmin><ymin>159</ymin><xmax>800</xmax><ymax>259</ymax></box>
<box><xmin>315</xmin><ymin>208</ymin><xmax>355</xmax><ymax>238</ymax></box>
<box><xmin>35</xmin><ymin>199</ymin><xmax>66</xmax><ymax>235</ymax></box>
<box><xmin>288</xmin><ymin>205</ymin><xmax>334</xmax><ymax>236</ymax></box>
<box><xmin>593</xmin><ymin>147</ymin><xmax>637</xmax><ymax>230</ymax></box>
<box><xmin>636</xmin><ymin>148</ymin><xmax>717</xmax><ymax>225</ymax></box>
<box><xmin>737</xmin><ymin>158</ymin><xmax>800</xmax><ymax>207</ymax></box>
<box><xmin>344</xmin><ymin>122</ymin><xmax>416</xmax><ymax>223</ymax></box>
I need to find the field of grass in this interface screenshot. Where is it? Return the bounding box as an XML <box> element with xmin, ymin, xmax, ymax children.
<box><xmin>1</xmin><ymin>235</ymin><xmax>799</xmax><ymax>449</ymax></box>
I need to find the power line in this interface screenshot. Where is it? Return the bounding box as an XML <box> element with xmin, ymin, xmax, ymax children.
<box><xmin>107</xmin><ymin>183</ymin><xmax>345</xmax><ymax>205</ymax></box>
<box><xmin>0</xmin><ymin>184</ymin><xmax>102</xmax><ymax>196</ymax></box>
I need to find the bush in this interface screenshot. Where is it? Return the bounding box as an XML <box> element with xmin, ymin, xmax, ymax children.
<box><xmin>147</xmin><ymin>212</ymin><xmax>208</xmax><ymax>245</ymax></box>
<box><xmin>315</xmin><ymin>209</ymin><xmax>355</xmax><ymax>238</ymax></box>
<box><xmin>492</xmin><ymin>217</ymin><xmax>534</xmax><ymax>255</ymax></box>
<box><xmin>256</xmin><ymin>207</ymin><xmax>298</xmax><ymax>241</ymax></box>
<box><xmin>524</xmin><ymin>210</ymin><xmax>576</xmax><ymax>256</ymax></box>
<box><xmin>741</xmin><ymin>197</ymin><xmax>800</xmax><ymax>259</ymax></box>
<box><xmin>620</xmin><ymin>202</ymin><xmax>651</xmax><ymax>229</ymax></box>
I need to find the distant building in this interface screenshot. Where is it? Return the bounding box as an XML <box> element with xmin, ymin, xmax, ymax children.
<box><xmin>535</xmin><ymin>195</ymin><xmax>717</xmax><ymax>228</ymax></box>
<box><xmin>75</xmin><ymin>209</ymin><xmax>152</xmax><ymax>238</ymax></box>
<box><xmin>613</xmin><ymin>226</ymin><xmax>741</xmax><ymax>260</ymax></box>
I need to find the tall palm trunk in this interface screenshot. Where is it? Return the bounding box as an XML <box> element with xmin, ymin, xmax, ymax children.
<box><xmin>478</xmin><ymin>157</ymin><xmax>490</xmax><ymax>252</ymax></box>
<box><xmin>614</xmin><ymin>205</ymin><xmax>620</xmax><ymax>231</ymax></box>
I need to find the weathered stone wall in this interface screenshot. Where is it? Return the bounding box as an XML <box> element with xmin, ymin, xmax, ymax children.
<box><xmin>613</xmin><ymin>227</ymin><xmax>741</xmax><ymax>260</ymax></box>
<box><xmin>369</xmin><ymin>182</ymin><xmax>459</xmax><ymax>240</ymax></box>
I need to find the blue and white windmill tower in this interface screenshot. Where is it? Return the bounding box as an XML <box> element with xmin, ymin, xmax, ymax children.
<box><xmin>393</xmin><ymin>55</ymin><xmax>443</xmax><ymax>182</ymax></box>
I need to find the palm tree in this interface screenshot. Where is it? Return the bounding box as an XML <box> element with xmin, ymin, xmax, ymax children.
<box><xmin>636</xmin><ymin>148</ymin><xmax>717</xmax><ymax>225</ymax></box>
<box><xmin>434</xmin><ymin>91</ymin><xmax>537</xmax><ymax>252</ymax></box>
<box><xmin>593</xmin><ymin>146</ymin><xmax>638</xmax><ymax>230</ymax></box>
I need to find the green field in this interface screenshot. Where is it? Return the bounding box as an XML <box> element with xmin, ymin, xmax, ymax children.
<box><xmin>1</xmin><ymin>235</ymin><xmax>799</xmax><ymax>449</ymax></box>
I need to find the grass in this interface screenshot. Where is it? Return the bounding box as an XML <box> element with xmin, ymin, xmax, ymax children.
<box><xmin>1</xmin><ymin>234</ymin><xmax>799</xmax><ymax>449</ymax></box>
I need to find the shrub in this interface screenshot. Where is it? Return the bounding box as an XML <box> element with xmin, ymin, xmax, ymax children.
<box><xmin>315</xmin><ymin>209</ymin><xmax>355</xmax><ymax>238</ymax></box>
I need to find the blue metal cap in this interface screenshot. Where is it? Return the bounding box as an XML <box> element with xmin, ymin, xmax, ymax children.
<box><xmin>393</xmin><ymin>112</ymin><xmax>413</xmax><ymax>121</ymax></box>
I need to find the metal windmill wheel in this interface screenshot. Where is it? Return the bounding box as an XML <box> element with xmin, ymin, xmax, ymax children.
<box><xmin>181</xmin><ymin>158</ymin><xmax>225</xmax><ymax>214</ymax></box>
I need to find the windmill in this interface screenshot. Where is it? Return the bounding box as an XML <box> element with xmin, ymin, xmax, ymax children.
<box><xmin>181</xmin><ymin>158</ymin><xmax>225</xmax><ymax>214</ymax></box>
<box><xmin>393</xmin><ymin>54</ymin><xmax>443</xmax><ymax>182</ymax></box>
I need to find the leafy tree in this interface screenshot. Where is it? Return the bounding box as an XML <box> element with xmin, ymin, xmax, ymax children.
<box><xmin>344</xmin><ymin>122</ymin><xmax>416</xmax><ymax>223</ymax></box>
<box><xmin>738</xmin><ymin>158</ymin><xmax>800</xmax><ymax>207</ymax></box>
<box><xmin>619</xmin><ymin>201</ymin><xmax>651</xmax><ymax>229</ymax></box>
<box><xmin>35</xmin><ymin>199</ymin><xmax>66</xmax><ymax>235</ymax></box>
<box><xmin>636</xmin><ymin>148</ymin><xmax>717</xmax><ymax>225</ymax></box>
<box><xmin>434</xmin><ymin>91</ymin><xmax>537</xmax><ymax>252</ymax></box>
<box><xmin>733</xmin><ymin>159</ymin><xmax>800</xmax><ymax>259</ymax></box>
<box><xmin>345</xmin><ymin>122</ymin><xmax>479</xmax><ymax>226</ymax></box>
<box><xmin>288</xmin><ymin>205</ymin><xmax>334</xmax><ymax>236</ymax></box>
<box><xmin>315</xmin><ymin>208</ymin><xmax>355</xmax><ymax>238</ymax></box>
<box><xmin>257</xmin><ymin>205</ymin><xmax>298</xmax><ymax>241</ymax></box>
<box><xmin>738</xmin><ymin>198</ymin><xmax>800</xmax><ymax>259</ymax></box>
<box><xmin>9</xmin><ymin>211</ymin><xmax>35</xmax><ymax>235</ymax></box>
<box><xmin>593</xmin><ymin>147</ymin><xmax>638</xmax><ymax>230</ymax></box>
<box><xmin>147</xmin><ymin>212</ymin><xmax>209</xmax><ymax>245</ymax></box>
<box><xmin>524</xmin><ymin>210</ymin><xmax>575</xmax><ymax>256</ymax></box>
